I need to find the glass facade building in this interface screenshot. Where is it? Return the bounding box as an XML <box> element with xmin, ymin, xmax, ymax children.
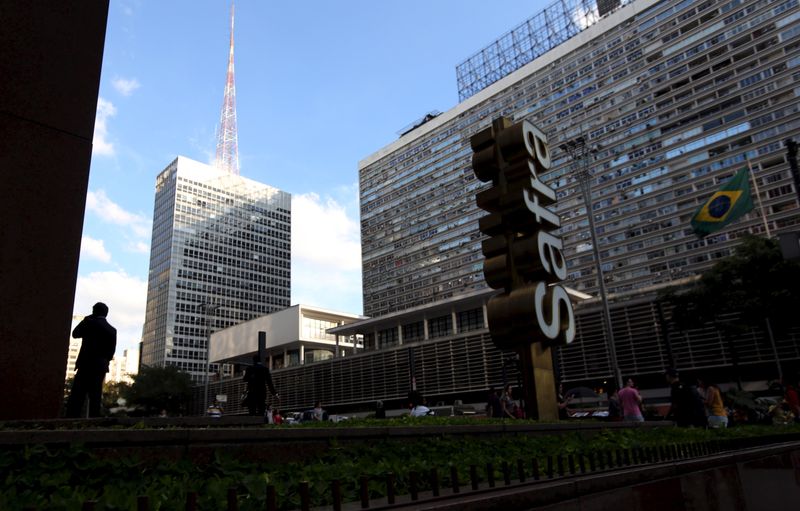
<box><xmin>140</xmin><ymin>156</ymin><xmax>291</xmax><ymax>381</ymax></box>
<box><xmin>360</xmin><ymin>0</ymin><xmax>800</xmax><ymax>318</ymax></box>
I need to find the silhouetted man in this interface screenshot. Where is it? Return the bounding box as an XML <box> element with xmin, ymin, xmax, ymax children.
<box><xmin>243</xmin><ymin>355</ymin><xmax>278</xmax><ymax>416</ymax></box>
<box><xmin>665</xmin><ymin>369</ymin><xmax>706</xmax><ymax>427</ymax></box>
<box><xmin>66</xmin><ymin>302</ymin><xmax>116</xmax><ymax>418</ymax></box>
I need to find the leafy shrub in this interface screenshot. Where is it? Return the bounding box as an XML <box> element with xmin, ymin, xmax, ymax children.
<box><xmin>2</xmin><ymin>422</ymin><xmax>798</xmax><ymax>510</ymax></box>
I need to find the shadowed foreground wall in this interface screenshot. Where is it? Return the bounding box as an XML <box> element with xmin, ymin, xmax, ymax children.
<box><xmin>0</xmin><ymin>1</ymin><xmax>109</xmax><ymax>419</ymax></box>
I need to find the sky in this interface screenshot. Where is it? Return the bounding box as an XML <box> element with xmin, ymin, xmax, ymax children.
<box><xmin>74</xmin><ymin>0</ymin><xmax>549</xmax><ymax>355</ymax></box>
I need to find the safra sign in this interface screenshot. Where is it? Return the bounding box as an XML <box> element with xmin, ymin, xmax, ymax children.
<box><xmin>471</xmin><ymin>116</ymin><xmax>575</xmax><ymax>346</ymax></box>
<box><xmin>471</xmin><ymin>116</ymin><xmax>574</xmax><ymax>419</ymax></box>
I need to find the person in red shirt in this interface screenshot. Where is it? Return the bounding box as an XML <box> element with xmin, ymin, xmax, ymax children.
<box><xmin>784</xmin><ymin>382</ymin><xmax>800</xmax><ymax>420</ymax></box>
<box><xmin>617</xmin><ymin>378</ymin><xmax>644</xmax><ymax>422</ymax></box>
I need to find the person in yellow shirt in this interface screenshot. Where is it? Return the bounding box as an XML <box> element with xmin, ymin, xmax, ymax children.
<box><xmin>703</xmin><ymin>381</ymin><xmax>728</xmax><ymax>428</ymax></box>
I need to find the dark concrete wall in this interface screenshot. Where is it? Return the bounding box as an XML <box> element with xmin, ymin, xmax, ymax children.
<box><xmin>0</xmin><ymin>1</ymin><xmax>110</xmax><ymax>419</ymax></box>
<box><xmin>530</xmin><ymin>448</ymin><xmax>800</xmax><ymax>511</ymax></box>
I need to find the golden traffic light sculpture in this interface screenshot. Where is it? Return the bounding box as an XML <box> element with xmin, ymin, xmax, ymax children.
<box><xmin>471</xmin><ymin>116</ymin><xmax>575</xmax><ymax>420</ymax></box>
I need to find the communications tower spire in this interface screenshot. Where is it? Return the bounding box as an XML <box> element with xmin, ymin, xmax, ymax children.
<box><xmin>214</xmin><ymin>1</ymin><xmax>240</xmax><ymax>175</ymax></box>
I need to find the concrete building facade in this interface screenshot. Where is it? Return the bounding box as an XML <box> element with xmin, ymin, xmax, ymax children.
<box><xmin>201</xmin><ymin>305</ymin><xmax>363</xmax><ymax>413</ymax></box>
<box><xmin>359</xmin><ymin>0</ymin><xmax>800</xmax><ymax>318</ymax></box>
<box><xmin>210</xmin><ymin>304</ymin><xmax>363</xmax><ymax>370</ymax></box>
<box><xmin>108</xmin><ymin>349</ymin><xmax>139</xmax><ymax>385</ymax></box>
<box><xmin>0</xmin><ymin>2</ymin><xmax>109</xmax><ymax>419</ymax></box>
<box><xmin>141</xmin><ymin>156</ymin><xmax>291</xmax><ymax>381</ymax></box>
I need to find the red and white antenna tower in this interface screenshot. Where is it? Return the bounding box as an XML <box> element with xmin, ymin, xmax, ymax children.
<box><xmin>215</xmin><ymin>1</ymin><xmax>240</xmax><ymax>175</ymax></box>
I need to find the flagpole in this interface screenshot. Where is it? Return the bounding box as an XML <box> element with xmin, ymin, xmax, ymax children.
<box><xmin>746</xmin><ymin>156</ymin><xmax>771</xmax><ymax>238</ymax></box>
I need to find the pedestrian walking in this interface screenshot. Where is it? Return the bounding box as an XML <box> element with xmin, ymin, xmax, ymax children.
<box><xmin>618</xmin><ymin>378</ymin><xmax>644</xmax><ymax>422</ymax></box>
<box><xmin>242</xmin><ymin>355</ymin><xmax>279</xmax><ymax>416</ymax></box>
<box><xmin>665</xmin><ymin>369</ymin><xmax>706</xmax><ymax>427</ymax></box>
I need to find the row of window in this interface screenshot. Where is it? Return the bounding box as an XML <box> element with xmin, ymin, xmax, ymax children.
<box><xmin>302</xmin><ymin>318</ymin><xmax>340</xmax><ymax>342</ymax></box>
<box><xmin>180</xmin><ymin>257</ymin><xmax>288</xmax><ymax>285</ymax></box>
<box><xmin>363</xmin><ymin>308</ymin><xmax>486</xmax><ymax>349</ymax></box>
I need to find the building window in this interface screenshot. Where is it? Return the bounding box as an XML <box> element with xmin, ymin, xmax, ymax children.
<box><xmin>457</xmin><ymin>308</ymin><xmax>484</xmax><ymax>333</ymax></box>
<box><xmin>302</xmin><ymin>317</ymin><xmax>337</xmax><ymax>341</ymax></box>
<box><xmin>402</xmin><ymin>321</ymin><xmax>424</xmax><ymax>342</ymax></box>
<box><xmin>363</xmin><ymin>333</ymin><xmax>376</xmax><ymax>351</ymax></box>
<box><xmin>378</xmin><ymin>328</ymin><xmax>398</xmax><ymax>348</ymax></box>
<box><xmin>428</xmin><ymin>315</ymin><xmax>452</xmax><ymax>339</ymax></box>
<box><xmin>305</xmin><ymin>349</ymin><xmax>333</xmax><ymax>364</ymax></box>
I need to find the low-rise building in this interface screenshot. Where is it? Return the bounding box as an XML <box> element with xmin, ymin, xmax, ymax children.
<box><xmin>199</xmin><ymin>305</ymin><xmax>364</xmax><ymax>413</ymax></box>
<box><xmin>210</xmin><ymin>304</ymin><xmax>364</xmax><ymax>369</ymax></box>
<box><xmin>199</xmin><ymin>283</ymin><xmax>800</xmax><ymax>415</ymax></box>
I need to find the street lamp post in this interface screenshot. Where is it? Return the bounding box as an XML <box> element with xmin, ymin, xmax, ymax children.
<box><xmin>561</xmin><ymin>137</ymin><xmax>623</xmax><ymax>390</ymax></box>
<box><xmin>201</xmin><ymin>303</ymin><xmax>220</xmax><ymax>411</ymax></box>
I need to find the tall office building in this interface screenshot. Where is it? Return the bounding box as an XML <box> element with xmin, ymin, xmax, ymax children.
<box><xmin>140</xmin><ymin>156</ymin><xmax>291</xmax><ymax>380</ymax></box>
<box><xmin>64</xmin><ymin>316</ymin><xmax>82</xmax><ymax>380</ymax></box>
<box><xmin>360</xmin><ymin>0</ymin><xmax>800</xmax><ymax>318</ymax></box>
<box><xmin>140</xmin><ymin>4</ymin><xmax>291</xmax><ymax>380</ymax></box>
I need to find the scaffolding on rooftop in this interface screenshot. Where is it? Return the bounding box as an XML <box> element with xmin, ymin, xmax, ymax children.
<box><xmin>455</xmin><ymin>0</ymin><xmax>631</xmax><ymax>101</ymax></box>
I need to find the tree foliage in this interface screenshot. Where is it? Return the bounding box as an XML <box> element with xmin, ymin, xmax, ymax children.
<box><xmin>102</xmin><ymin>380</ymin><xmax>133</xmax><ymax>411</ymax></box>
<box><xmin>661</xmin><ymin>235</ymin><xmax>800</xmax><ymax>332</ymax></box>
<box><xmin>127</xmin><ymin>365</ymin><xmax>193</xmax><ymax>415</ymax></box>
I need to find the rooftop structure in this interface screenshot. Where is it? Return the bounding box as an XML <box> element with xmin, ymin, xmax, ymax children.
<box><xmin>456</xmin><ymin>0</ymin><xmax>631</xmax><ymax>101</ymax></box>
<box><xmin>215</xmin><ymin>2</ymin><xmax>240</xmax><ymax>175</ymax></box>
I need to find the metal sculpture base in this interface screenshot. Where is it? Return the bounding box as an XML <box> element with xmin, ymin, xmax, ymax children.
<box><xmin>520</xmin><ymin>342</ymin><xmax>558</xmax><ymax>421</ymax></box>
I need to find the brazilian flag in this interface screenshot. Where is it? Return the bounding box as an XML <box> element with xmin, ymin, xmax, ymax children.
<box><xmin>690</xmin><ymin>167</ymin><xmax>754</xmax><ymax>238</ymax></box>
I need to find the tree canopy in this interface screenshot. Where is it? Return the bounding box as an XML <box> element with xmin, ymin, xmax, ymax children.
<box><xmin>127</xmin><ymin>365</ymin><xmax>193</xmax><ymax>415</ymax></box>
<box><xmin>102</xmin><ymin>380</ymin><xmax>132</xmax><ymax>411</ymax></box>
<box><xmin>662</xmin><ymin>235</ymin><xmax>800</xmax><ymax>332</ymax></box>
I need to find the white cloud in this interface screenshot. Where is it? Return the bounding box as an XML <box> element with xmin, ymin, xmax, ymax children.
<box><xmin>291</xmin><ymin>191</ymin><xmax>363</xmax><ymax>314</ymax></box>
<box><xmin>112</xmin><ymin>77</ymin><xmax>141</xmax><ymax>97</ymax></box>
<box><xmin>80</xmin><ymin>236</ymin><xmax>112</xmax><ymax>263</ymax></box>
<box><xmin>292</xmin><ymin>192</ymin><xmax>361</xmax><ymax>271</ymax></box>
<box><xmin>93</xmin><ymin>97</ymin><xmax>116</xmax><ymax>156</ymax></box>
<box><xmin>73</xmin><ymin>270</ymin><xmax>147</xmax><ymax>353</ymax></box>
<box><xmin>292</xmin><ymin>265</ymin><xmax>363</xmax><ymax>314</ymax></box>
<box><xmin>86</xmin><ymin>189</ymin><xmax>151</xmax><ymax>239</ymax></box>
<box><xmin>130</xmin><ymin>241</ymin><xmax>150</xmax><ymax>254</ymax></box>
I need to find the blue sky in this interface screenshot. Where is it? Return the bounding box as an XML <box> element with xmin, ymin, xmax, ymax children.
<box><xmin>75</xmin><ymin>0</ymin><xmax>548</xmax><ymax>354</ymax></box>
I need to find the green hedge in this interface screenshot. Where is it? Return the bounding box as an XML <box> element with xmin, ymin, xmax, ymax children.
<box><xmin>2</xmin><ymin>419</ymin><xmax>798</xmax><ymax>510</ymax></box>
